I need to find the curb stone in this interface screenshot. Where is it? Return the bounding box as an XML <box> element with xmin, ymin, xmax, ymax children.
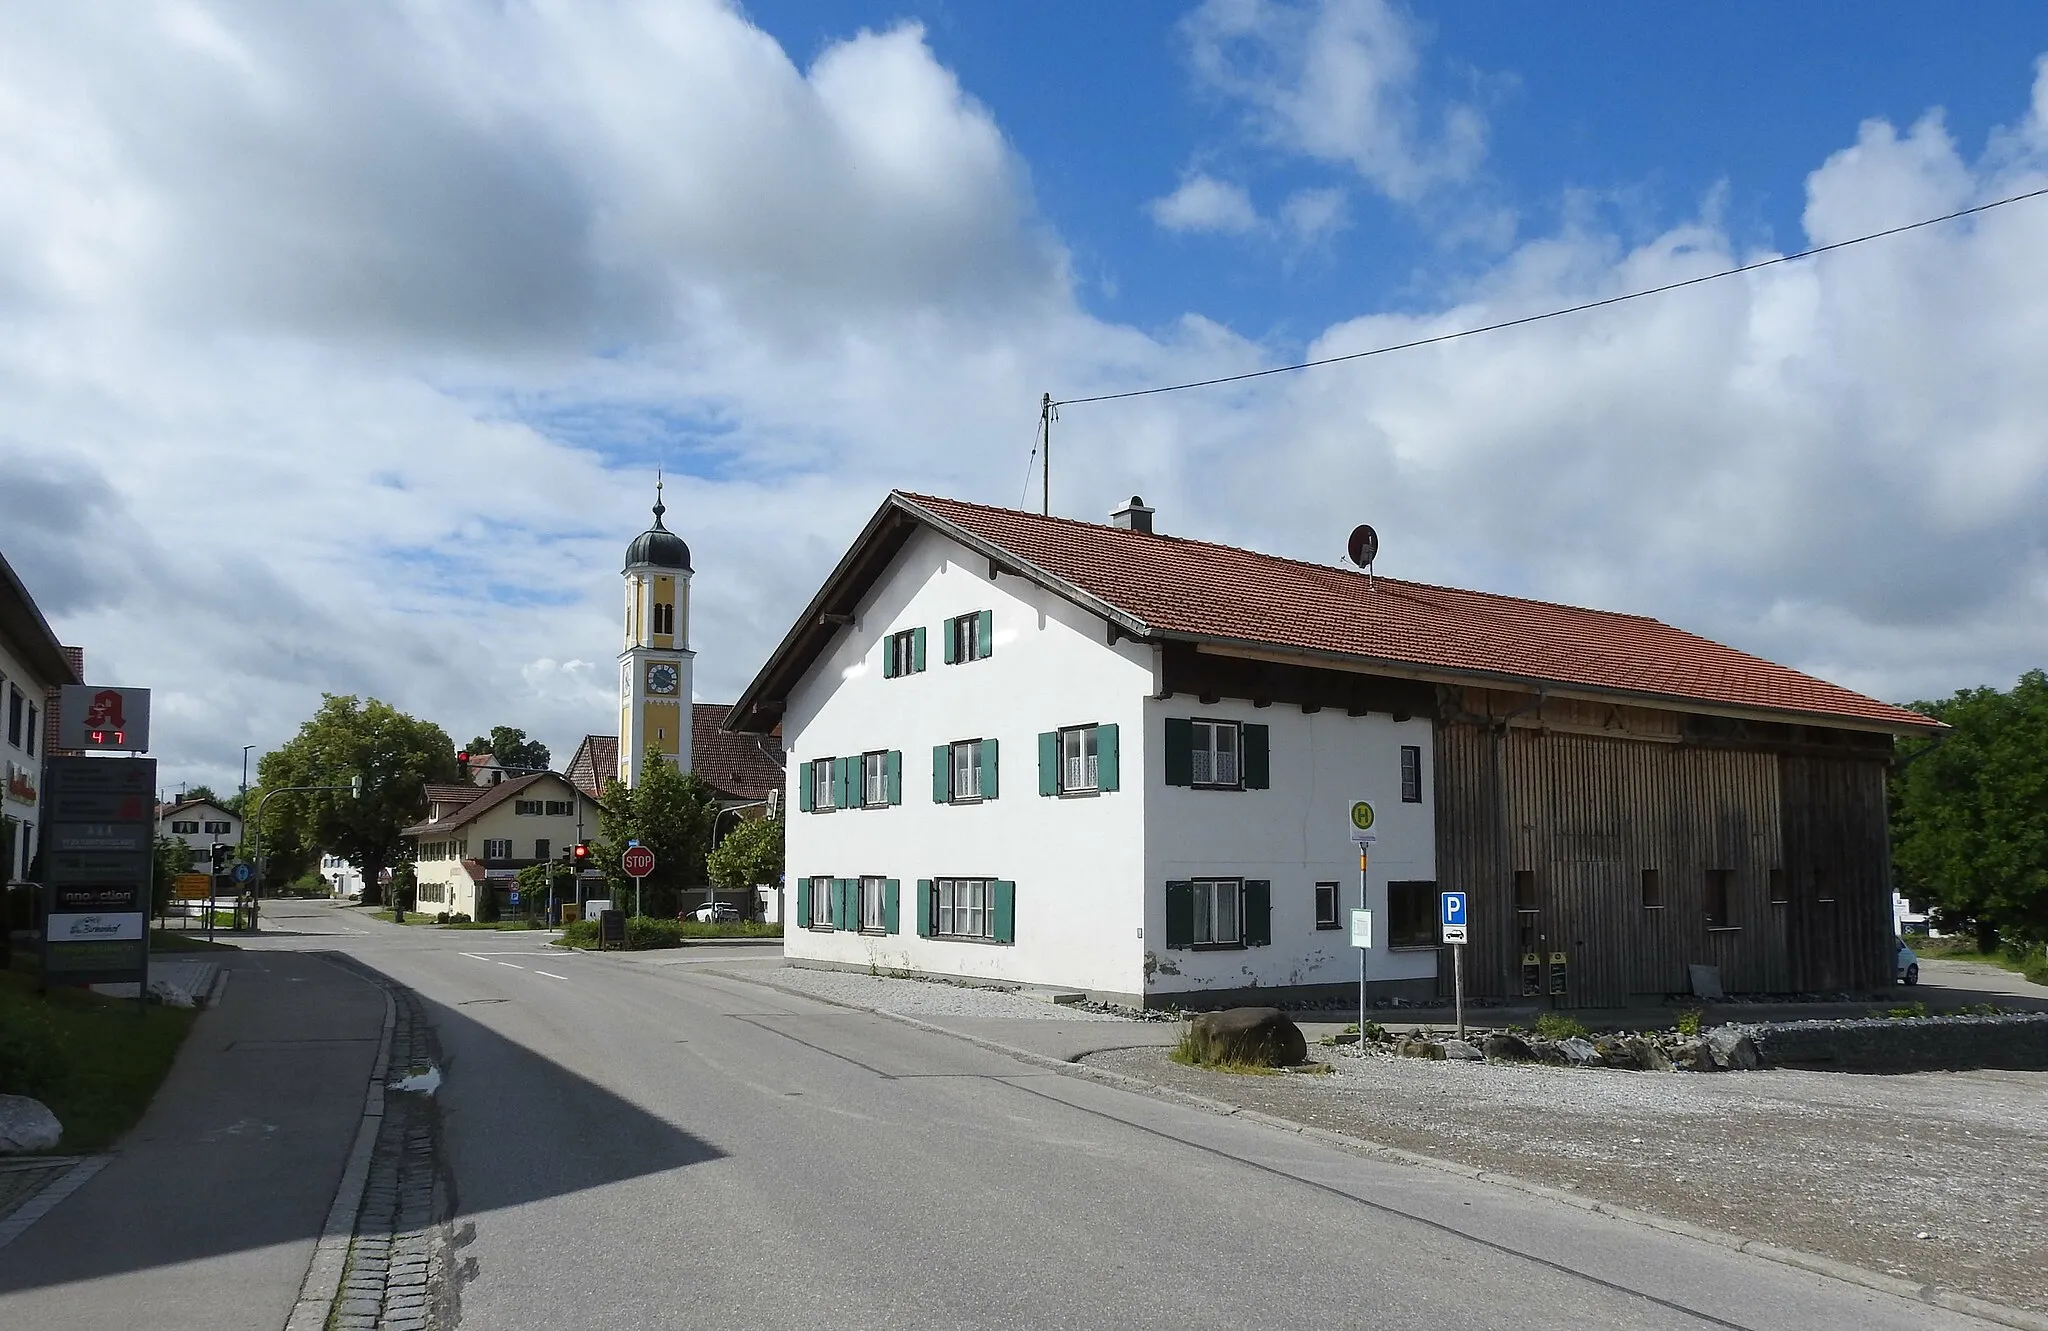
<box><xmin>701</xmin><ymin>965</ymin><xmax>2048</xmax><ymax>1331</ymax></box>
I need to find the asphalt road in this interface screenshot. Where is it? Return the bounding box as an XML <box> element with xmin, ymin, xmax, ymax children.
<box><xmin>256</xmin><ymin>901</ymin><xmax>2009</xmax><ymax>1331</ymax></box>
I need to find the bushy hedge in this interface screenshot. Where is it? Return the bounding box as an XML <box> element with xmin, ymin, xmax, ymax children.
<box><xmin>554</xmin><ymin>917</ymin><xmax>690</xmax><ymax>950</ymax></box>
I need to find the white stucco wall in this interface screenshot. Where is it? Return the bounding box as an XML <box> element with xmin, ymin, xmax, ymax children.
<box><xmin>1141</xmin><ymin>696</ymin><xmax>1437</xmax><ymax>1001</ymax></box>
<box><xmin>781</xmin><ymin>527</ymin><xmax>1154</xmax><ymax>997</ymax></box>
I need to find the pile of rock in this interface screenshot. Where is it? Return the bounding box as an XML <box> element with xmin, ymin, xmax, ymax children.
<box><xmin>1355</xmin><ymin>1024</ymin><xmax>1763</xmax><ymax>1072</ymax></box>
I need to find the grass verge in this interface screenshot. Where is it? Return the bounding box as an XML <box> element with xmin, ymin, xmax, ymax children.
<box><xmin>148</xmin><ymin>929</ymin><xmax>240</xmax><ymax>953</ymax></box>
<box><xmin>1915</xmin><ymin>936</ymin><xmax>2048</xmax><ymax>985</ymax></box>
<box><xmin>439</xmin><ymin>920</ymin><xmax>548</xmax><ymax>931</ymax></box>
<box><xmin>552</xmin><ymin>918</ymin><xmax>782</xmax><ymax>950</ymax></box>
<box><xmin>371</xmin><ymin>911</ymin><xmax>440</xmax><ymax>925</ymax></box>
<box><xmin>0</xmin><ymin>970</ymin><xmax>197</xmax><ymax>1152</ymax></box>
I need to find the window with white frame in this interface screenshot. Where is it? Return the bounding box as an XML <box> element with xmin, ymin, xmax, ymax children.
<box><xmin>652</xmin><ymin>601</ymin><xmax>675</xmax><ymax>636</ymax></box>
<box><xmin>1060</xmin><ymin>726</ymin><xmax>1099</xmax><ymax>792</ymax></box>
<box><xmin>544</xmin><ymin>800</ymin><xmax>574</xmax><ymax>816</ymax></box>
<box><xmin>203</xmin><ymin>820</ymin><xmax>231</xmax><ymax>835</ymax></box>
<box><xmin>23</xmin><ymin>702</ymin><xmax>35</xmax><ymax>755</ymax></box>
<box><xmin>863</xmin><ymin>751</ymin><xmax>889</xmax><ymax>808</ymax></box>
<box><xmin>5</xmin><ymin>686</ymin><xmax>20</xmax><ymax>748</ymax></box>
<box><xmin>861</xmin><ymin>875</ymin><xmax>886</xmax><ymax>932</ymax></box>
<box><xmin>514</xmin><ymin>799</ymin><xmax>543</xmax><ymax>815</ymax></box>
<box><xmin>810</xmin><ymin>759</ymin><xmax>833</xmax><ymax>812</ymax></box>
<box><xmin>1190</xmin><ymin>720</ymin><xmax>1239</xmax><ymax>788</ymax></box>
<box><xmin>808</xmin><ymin>875</ymin><xmax>833</xmax><ymax>928</ymax></box>
<box><xmin>1315</xmin><ymin>881</ymin><xmax>1341</xmax><ymax>930</ymax></box>
<box><xmin>1191</xmin><ymin>878</ymin><xmax>1242</xmax><ymax>945</ymax></box>
<box><xmin>945</xmin><ymin>611</ymin><xmax>990</xmax><ymax>663</ymax></box>
<box><xmin>171</xmin><ymin>820</ymin><xmax>199</xmax><ymax>834</ymax></box>
<box><xmin>934</xmin><ymin>878</ymin><xmax>992</xmax><ymax>939</ymax></box>
<box><xmin>1401</xmin><ymin>745</ymin><xmax>1422</xmax><ymax>803</ymax></box>
<box><xmin>950</xmin><ymin>740</ymin><xmax>983</xmax><ymax>801</ymax></box>
<box><xmin>483</xmin><ymin>839</ymin><xmax>513</xmax><ymax>860</ymax></box>
<box><xmin>885</xmin><ymin>629</ymin><xmax>922</xmax><ymax>678</ymax></box>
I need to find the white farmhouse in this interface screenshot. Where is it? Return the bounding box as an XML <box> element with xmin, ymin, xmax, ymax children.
<box><xmin>156</xmin><ymin>798</ymin><xmax>243</xmax><ymax>860</ymax></box>
<box><xmin>728</xmin><ymin>492</ymin><xmax>1936</xmax><ymax>1010</ymax></box>
<box><xmin>728</xmin><ymin>493</ymin><xmax>1436</xmax><ymax>1008</ymax></box>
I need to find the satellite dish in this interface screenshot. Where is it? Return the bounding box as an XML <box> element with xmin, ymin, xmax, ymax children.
<box><xmin>1347</xmin><ymin>524</ymin><xmax>1379</xmax><ymax>569</ymax></box>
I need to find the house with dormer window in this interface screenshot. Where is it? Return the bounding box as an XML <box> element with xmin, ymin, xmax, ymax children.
<box><xmin>727</xmin><ymin>492</ymin><xmax>1938</xmax><ymax>1009</ymax></box>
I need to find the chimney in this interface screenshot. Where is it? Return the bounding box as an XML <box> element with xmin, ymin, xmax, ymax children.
<box><xmin>1110</xmin><ymin>495</ymin><xmax>1154</xmax><ymax>534</ymax></box>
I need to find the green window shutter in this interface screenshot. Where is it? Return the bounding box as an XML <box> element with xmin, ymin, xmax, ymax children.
<box><xmin>913</xmin><ymin>625</ymin><xmax>927</xmax><ymax>672</ymax></box>
<box><xmin>976</xmin><ymin>609</ymin><xmax>993</xmax><ymax>658</ymax></box>
<box><xmin>882</xmin><ymin>645</ymin><xmax>896</xmax><ymax>679</ymax></box>
<box><xmin>1243</xmin><ymin>723</ymin><xmax>1271</xmax><ymax>789</ymax></box>
<box><xmin>980</xmin><ymin>737</ymin><xmax>999</xmax><ymax>800</ymax></box>
<box><xmin>943</xmin><ymin>616</ymin><xmax>959</xmax><ymax>664</ymax></box>
<box><xmin>796</xmin><ymin>878</ymin><xmax>811</xmax><ymax>927</ymax></box>
<box><xmin>1243</xmin><ymin>880</ymin><xmax>1271</xmax><ymax>946</ymax></box>
<box><xmin>992</xmin><ymin>880</ymin><xmax>1015</xmax><ymax>944</ymax></box>
<box><xmin>798</xmin><ymin>768</ymin><xmax>813</xmax><ymax>813</ymax></box>
<box><xmin>884</xmin><ymin>879</ymin><xmax>901</xmax><ymax>934</ymax></box>
<box><xmin>834</xmin><ymin>756</ymin><xmax>851</xmax><ymax>809</ymax></box>
<box><xmin>932</xmin><ymin>744</ymin><xmax>951</xmax><ymax>803</ymax></box>
<box><xmin>1037</xmin><ymin>730</ymin><xmax>1059</xmax><ymax>796</ymax></box>
<box><xmin>1164</xmin><ymin>881</ymin><xmax>1194</xmax><ymax>948</ymax></box>
<box><xmin>1163</xmin><ymin>718</ymin><xmax>1194</xmax><ymax>787</ymax></box>
<box><xmin>886</xmin><ymin>750</ymin><xmax>902</xmax><ymax>806</ymax></box>
<box><xmin>1098</xmin><ymin>723</ymin><xmax>1120</xmax><ymax>792</ymax></box>
<box><xmin>916</xmin><ymin>879</ymin><xmax>933</xmax><ymax>937</ymax></box>
<box><xmin>840</xmin><ymin>879</ymin><xmax>857</xmax><ymax>930</ymax></box>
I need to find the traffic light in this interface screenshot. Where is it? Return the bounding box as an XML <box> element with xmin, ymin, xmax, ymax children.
<box><xmin>572</xmin><ymin>842</ymin><xmax>589</xmax><ymax>869</ymax></box>
<box><xmin>456</xmin><ymin>750</ymin><xmax>470</xmax><ymax>778</ymax></box>
<box><xmin>210</xmin><ymin>843</ymin><xmax>230</xmax><ymax>872</ymax></box>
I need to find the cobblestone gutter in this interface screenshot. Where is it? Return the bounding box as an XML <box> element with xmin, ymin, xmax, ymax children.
<box><xmin>324</xmin><ymin>975</ymin><xmax>460</xmax><ymax>1331</ymax></box>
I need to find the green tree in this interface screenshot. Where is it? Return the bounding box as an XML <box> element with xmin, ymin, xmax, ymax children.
<box><xmin>707</xmin><ymin>813</ymin><xmax>783</xmax><ymax>896</ymax></box>
<box><xmin>466</xmin><ymin>726</ymin><xmax>551</xmax><ymax>773</ymax></box>
<box><xmin>255</xmin><ymin>695</ymin><xmax>458</xmax><ymax>908</ymax></box>
<box><xmin>515</xmin><ymin>857</ymin><xmax>569</xmax><ymax>919</ymax></box>
<box><xmin>1891</xmin><ymin>669</ymin><xmax>2048</xmax><ymax>952</ymax></box>
<box><xmin>592</xmin><ymin>747</ymin><xmax>720</xmax><ymax>918</ymax></box>
<box><xmin>151</xmin><ymin>833</ymin><xmax>193</xmax><ymax>918</ymax></box>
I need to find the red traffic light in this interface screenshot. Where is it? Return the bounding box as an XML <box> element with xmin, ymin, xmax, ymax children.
<box><xmin>572</xmin><ymin>842</ymin><xmax>589</xmax><ymax>862</ymax></box>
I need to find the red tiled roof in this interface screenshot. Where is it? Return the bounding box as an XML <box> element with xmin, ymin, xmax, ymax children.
<box><xmin>565</xmin><ymin>735</ymin><xmax>618</xmax><ymax>801</ymax></box>
<box><xmin>401</xmin><ymin>772</ymin><xmax>588</xmax><ymax>837</ymax></box>
<box><xmin>423</xmin><ymin>783</ymin><xmax>483</xmax><ymax>807</ymax></box>
<box><xmin>692</xmin><ymin>704</ymin><xmax>783</xmax><ymax>801</ymax></box>
<box><xmin>898</xmin><ymin>493</ymin><xmax>1937</xmax><ymax>733</ymax></box>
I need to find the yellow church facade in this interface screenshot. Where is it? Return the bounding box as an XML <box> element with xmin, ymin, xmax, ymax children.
<box><xmin>617</xmin><ymin>480</ymin><xmax>695</xmax><ymax>787</ymax></box>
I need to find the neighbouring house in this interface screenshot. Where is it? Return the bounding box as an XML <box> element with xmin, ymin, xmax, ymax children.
<box><xmin>401</xmin><ymin>772</ymin><xmax>601</xmax><ymax>919</ymax></box>
<box><xmin>1</xmin><ymin>548</ymin><xmax>83</xmax><ymax>884</ymax></box>
<box><xmin>564</xmin><ymin>716</ymin><xmax>782</xmax><ymax>808</ymax></box>
<box><xmin>321</xmin><ymin>853</ymin><xmax>366</xmax><ymax>898</ymax></box>
<box><xmin>726</xmin><ymin>491</ymin><xmax>1941</xmax><ymax>1009</ymax></box>
<box><xmin>156</xmin><ymin>797</ymin><xmax>243</xmax><ymax>860</ymax></box>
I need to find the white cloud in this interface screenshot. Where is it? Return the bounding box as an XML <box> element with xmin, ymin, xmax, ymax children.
<box><xmin>1182</xmin><ymin>0</ymin><xmax>1484</xmax><ymax>201</ymax></box>
<box><xmin>0</xmin><ymin>0</ymin><xmax>2043</xmax><ymax>801</ymax></box>
<box><xmin>1148</xmin><ymin>174</ymin><xmax>1262</xmax><ymax>234</ymax></box>
<box><xmin>1279</xmin><ymin>186</ymin><xmax>1349</xmax><ymax>241</ymax></box>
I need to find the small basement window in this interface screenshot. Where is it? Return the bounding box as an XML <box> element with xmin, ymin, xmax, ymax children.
<box><xmin>1315</xmin><ymin>881</ymin><xmax>1340</xmax><ymax>930</ymax></box>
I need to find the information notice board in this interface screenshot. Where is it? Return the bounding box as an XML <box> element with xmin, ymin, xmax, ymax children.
<box><xmin>40</xmin><ymin>756</ymin><xmax>155</xmax><ymax>988</ymax></box>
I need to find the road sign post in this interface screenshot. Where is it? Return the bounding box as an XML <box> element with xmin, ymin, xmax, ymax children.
<box><xmin>1441</xmin><ymin>891</ymin><xmax>1469</xmax><ymax>1040</ymax></box>
<box><xmin>1349</xmin><ymin>905</ymin><xmax>1373</xmax><ymax>1037</ymax></box>
<box><xmin>1347</xmin><ymin>801</ymin><xmax>1379</xmax><ymax>1038</ymax></box>
<box><xmin>621</xmin><ymin>844</ymin><xmax>656</xmax><ymax>919</ymax></box>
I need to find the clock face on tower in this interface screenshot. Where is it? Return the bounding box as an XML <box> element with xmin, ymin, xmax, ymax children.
<box><xmin>645</xmin><ymin>662</ymin><xmax>680</xmax><ymax>695</ymax></box>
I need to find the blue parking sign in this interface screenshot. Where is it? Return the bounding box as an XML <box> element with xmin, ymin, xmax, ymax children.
<box><xmin>1441</xmin><ymin>891</ymin><xmax>1468</xmax><ymax>943</ymax></box>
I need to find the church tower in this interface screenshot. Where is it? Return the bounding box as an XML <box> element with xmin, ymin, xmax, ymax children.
<box><xmin>618</xmin><ymin>476</ymin><xmax>694</xmax><ymax>788</ymax></box>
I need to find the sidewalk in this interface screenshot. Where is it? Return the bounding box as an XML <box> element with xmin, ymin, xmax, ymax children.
<box><xmin>0</xmin><ymin>949</ymin><xmax>388</xmax><ymax>1331</ymax></box>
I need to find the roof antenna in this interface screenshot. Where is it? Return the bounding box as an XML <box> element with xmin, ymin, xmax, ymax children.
<box><xmin>1347</xmin><ymin>524</ymin><xmax>1379</xmax><ymax>586</ymax></box>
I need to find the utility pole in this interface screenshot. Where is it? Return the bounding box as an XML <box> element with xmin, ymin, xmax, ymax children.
<box><xmin>1040</xmin><ymin>392</ymin><xmax>1053</xmax><ymax>516</ymax></box>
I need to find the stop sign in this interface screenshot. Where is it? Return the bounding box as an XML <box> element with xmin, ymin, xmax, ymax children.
<box><xmin>621</xmin><ymin>845</ymin><xmax>656</xmax><ymax>878</ymax></box>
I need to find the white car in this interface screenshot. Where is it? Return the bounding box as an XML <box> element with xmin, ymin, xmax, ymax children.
<box><xmin>1895</xmin><ymin>939</ymin><xmax>1920</xmax><ymax>985</ymax></box>
<box><xmin>690</xmin><ymin>902</ymin><xmax>742</xmax><ymax>923</ymax></box>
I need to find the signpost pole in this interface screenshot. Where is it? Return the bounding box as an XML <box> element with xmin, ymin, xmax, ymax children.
<box><xmin>1455</xmin><ymin>943</ymin><xmax>1466</xmax><ymax>1041</ymax></box>
<box><xmin>1358</xmin><ymin>847</ymin><xmax>1369</xmax><ymax>1033</ymax></box>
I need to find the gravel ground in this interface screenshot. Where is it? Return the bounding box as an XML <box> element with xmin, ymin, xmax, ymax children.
<box><xmin>751</xmin><ymin>966</ymin><xmax>1129</xmax><ymax>1021</ymax></box>
<box><xmin>1085</xmin><ymin>1043</ymin><xmax>2048</xmax><ymax>1314</ymax></box>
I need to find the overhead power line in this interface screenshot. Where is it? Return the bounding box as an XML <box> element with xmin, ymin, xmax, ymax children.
<box><xmin>1050</xmin><ymin>184</ymin><xmax>2048</xmax><ymax>409</ymax></box>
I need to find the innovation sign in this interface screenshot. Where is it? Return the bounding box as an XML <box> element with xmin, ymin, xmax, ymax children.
<box><xmin>40</xmin><ymin>756</ymin><xmax>154</xmax><ymax>990</ymax></box>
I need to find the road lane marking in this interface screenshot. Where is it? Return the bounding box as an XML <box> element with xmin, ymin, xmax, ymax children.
<box><xmin>494</xmin><ymin>961</ymin><xmax>524</xmax><ymax>969</ymax></box>
<box><xmin>459</xmin><ymin>953</ymin><xmax>493</xmax><ymax>962</ymax></box>
<box><xmin>535</xmin><ymin>971</ymin><xmax>569</xmax><ymax>980</ymax></box>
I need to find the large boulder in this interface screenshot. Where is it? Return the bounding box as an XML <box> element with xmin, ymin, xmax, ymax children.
<box><xmin>1188</xmin><ymin>1008</ymin><xmax>1308</xmax><ymax>1067</ymax></box>
<box><xmin>1481</xmin><ymin>1033</ymin><xmax>1536</xmax><ymax>1062</ymax></box>
<box><xmin>1558</xmin><ymin>1036</ymin><xmax>1603</xmax><ymax>1066</ymax></box>
<box><xmin>1704</xmin><ymin>1026</ymin><xmax>1760</xmax><ymax>1071</ymax></box>
<box><xmin>0</xmin><ymin>1095</ymin><xmax>62</xmax><ymax>1154</ymax></box>
<box><xmin>1397</xmin><ymin>1038</ymin><xmax>1447</xmax><ymax>1060</ymax></box>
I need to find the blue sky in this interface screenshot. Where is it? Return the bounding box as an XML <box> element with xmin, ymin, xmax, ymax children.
<box><xmin>745</xmin><ymin>2</ymin><xmax>2048</xmax><ymax>340</ymax></box>
<box><xmin>2</xmin><ymin>1</ymin><xmax>2045</xmax><ymax>793</ymax></box>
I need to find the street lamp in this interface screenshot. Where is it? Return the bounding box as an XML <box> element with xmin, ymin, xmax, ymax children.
<box><xmin>249</xmin><ymin>774</ymin><xmax>362</xmax><ymax>925</ymax></box>
<box><xmin>241</xmin><ymin>745</ymin><xmax>255</xmax><ymax>801</ymax></box>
